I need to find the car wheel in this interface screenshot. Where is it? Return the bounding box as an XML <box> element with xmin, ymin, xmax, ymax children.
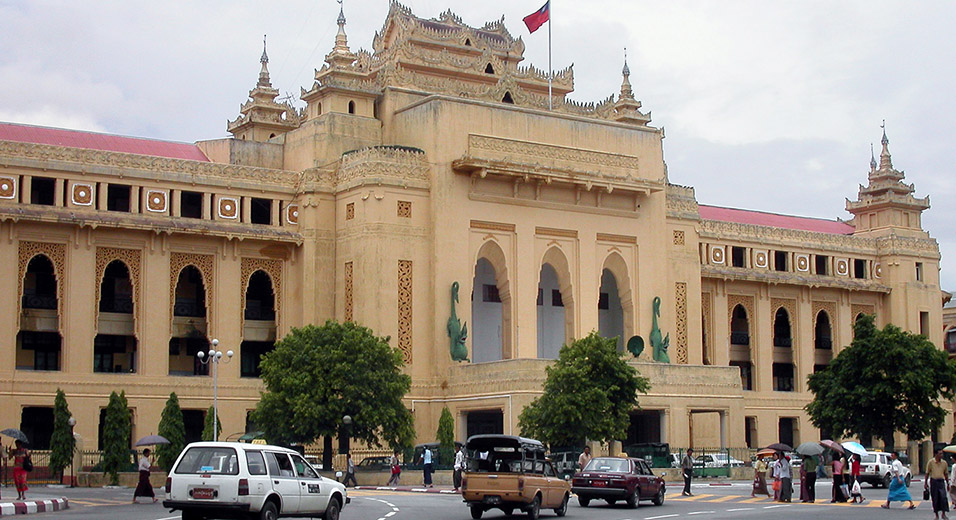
<box><xmin>323</xmin><ymin>498</ymin><xmax>341</xmax><ymax>520</ymax></box>
<box><xmin>905</xmin><ymin>474</ymin><xmax>912</xmax><ymax>488</ymax></box>
<box><xmin>527</xmin><ymin>494</ymin><xmax>541</xmax><ymax>520</ymax></box>
<box><xmin>470</xmin><ymin>505</ymin><xmax>483</xmax><ymax>519</ymax></box>
<box><xmin>882</xmin><ymin>474</ymin><xmax>892</xmax><ymax>489</ymax></box>
<box><xmin>259</xmin><ymin>501</ymin><xmax>278</xmax><ymax>520</ymax></box>
<box><xmin>606</xmin><ymin>498</ymin><xmax>617</xmax><ymax>505</ymax></box>
<box><xmin>578</xmin><ymin>496</ymin><xmax>590</xmax><ymax>507</ymax></box>
<box><xmin>554</xmin><ymin>493</ymin><xmax>569</xmax><ymax>517</ymax></box>
<box><xmin>652</xmin><ymin>487</ymin><xmax>665</xmax><ymax>506</ymax></box>
<box><xmin>502</xmin><ymin>507</ymin><xmax>514</xmax><ymax>516</ymax></box>
<box><xmin>625</xmin><ymin>487</ymin><xmax>639</xmax><ymax>508</ymax></box>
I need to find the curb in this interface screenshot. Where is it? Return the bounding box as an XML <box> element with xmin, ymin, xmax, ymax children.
<box><xmin>354</xmin><ymin>486</ymin><xmax>459</xmax><ymax>494</ymax></box>
<box><xmin>0</xmin><ymin>498</ymin><xmax>69</xmax><ymax>516</ymax></box>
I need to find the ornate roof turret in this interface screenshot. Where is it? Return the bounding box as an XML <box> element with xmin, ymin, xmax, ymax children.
<box><xmin>846</xmin><ymin>123</ymin><xmax>929</xmax><ymax>231</ymax></box>
<box><xmin>228</xmin><ymin>35</ymin><xmax>301</xmax><ymax>141</ymax></box>
<box><xmin>326</xmin><ymin>1</ymin><xmax>358</xmax><ymax>68</ymax></box>
<box><xmin>611</xmin><ymin>49</ymin><xmax>651</xmax><ymax>126</ymax></box>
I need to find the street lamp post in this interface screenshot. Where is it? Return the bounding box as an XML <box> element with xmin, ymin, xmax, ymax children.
<box><xmin>340</xmin><ymin>415</ymin><xmax>352</xmax><ymax>455</ymax></box>
<box><xmin>67</xmin><ymin>417</ymin><xmax>76</xmax><ymax>487</ymax></box>
<box><xmin>197</xmin><ymin>339</ymin><xmax>233</xmax><ymax>441</ymax></box>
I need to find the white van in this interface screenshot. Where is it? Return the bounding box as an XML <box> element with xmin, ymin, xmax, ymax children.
<box><xmin>163</xmin><ymin>441</ymin><xmax>348</xmax><ymax>520</ymax></box>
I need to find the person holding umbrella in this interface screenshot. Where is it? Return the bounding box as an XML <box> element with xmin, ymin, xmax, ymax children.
<box><xmin>132</xmin><ymin>448</ymin><xmax>157</xmax><ymax>503</ymax></box>
<box><xmin>8</xmin><ymin>440</ymin><xmax>30</xmax><ymax>500</ymax></box>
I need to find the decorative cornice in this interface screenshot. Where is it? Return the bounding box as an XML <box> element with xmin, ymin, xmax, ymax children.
<box><xmin>700</xmin><ymin>219</ymin><xmax>871</xmax><ymax>254</ymax></box>
<box><xmin>665</xmin><ymin>183</ymin><xmax>699</xmax><ymax>220</ymax></box>
<box><xmin>0</xmin><ymin>140</ymin><xmax>299</xmax><ymax>188</ymax></box>
<box><xmin>702</xmin><ymin>264</ymin><xmax>891</xmax><ymax>293</ymax></box>
<box><xmin>336</xmin><ymin>146</ymin><xmax>430</xmax><ymax>191</ymax></box>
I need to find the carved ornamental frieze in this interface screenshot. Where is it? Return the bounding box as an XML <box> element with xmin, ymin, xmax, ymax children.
<box><xmin>336</xmin><ymin>146</ymin><xmax>430</xmax><ymax>192</ymax></box>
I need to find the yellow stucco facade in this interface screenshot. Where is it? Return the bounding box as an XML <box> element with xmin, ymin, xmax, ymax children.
<box><xmin>0</xmin><ymin>3</ymin><xmax>947</xmax><ymax>454</ymax></box>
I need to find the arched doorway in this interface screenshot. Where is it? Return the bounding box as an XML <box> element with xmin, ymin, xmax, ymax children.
<box><xmin>169</xmin><ymin>265</ymin><xmax>209</xmax><ymax>376</ymax></box>
<box><xmin>17</xmin><ymin>255</ymin><xmax>61</xmax><ymax>371</ymax></box>
<box><xmin>729</xmin><ymin>304</ymin><xmax>752</xmax><ymax>390</ymax></box>
<box><xmin>94</xmin><ymin>260</ymin><xmax>137</xmax><ymax>373</ymax></box>
<box><xmin>472</xmin><ymin>258</ymin><xmax>503</xmax><ymax>362</ymax></box>
<box><xmin>241</xmin><ymin>270</ymin><xmax>276</xmax><ymax>378</ymax></box>
<box><xmin>772</xmin><ymin>308</ymin><xmax>794</xmax><ymax>391</ymax></box>
<box><xmin>814</xmin><ymin>311</ymin><xmax>833</xmax><ymax>371</ymax></box>
<box><xmin>598</xmin><ymin>269</ymin><xmax>624</xmax><ymax>352</ymax></box>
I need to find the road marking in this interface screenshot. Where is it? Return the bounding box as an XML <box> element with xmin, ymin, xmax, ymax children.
<box><xmin>726</xmin><ymin>507</ymin><xmax>754</xmax><ymax>511</ymax></box>
<box><xmin>643</xmin><ymin>515</ymin><xmax>679</xmax><ymax>520</ymax></box>
<box><xmin>763</xmin><ymin>504</ymin><xmax>789</xmax><ymax>508</ymax></box>
<box><xmin>688</xmin><ymin>511</ymin><xmax>716</xmax><ymax>515</ymax></box>
<box><xmin>708</xmin><ymin>495</ymin><xmax>738</xmax><ymax>502</ymax></box>
<box><xmin>674</xmin><ymin>494</ymin><xmax>715</xmax><ymax>501</ymax></box>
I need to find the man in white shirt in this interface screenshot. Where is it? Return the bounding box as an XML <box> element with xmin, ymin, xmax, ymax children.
<box><xmin>453</xmin><ymin>445</ymin><xmax>465</xmax><ymax>492</ymax></box>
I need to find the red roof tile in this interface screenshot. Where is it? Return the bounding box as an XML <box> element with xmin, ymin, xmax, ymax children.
<box><xmin>0</xmin><ymin>122</ymin><xmax>208</xmax><ymax>162</ymax></box>
<box><xmin>699</xmin><ymin>205</ymin><xmax>855</xmax><ymax>235</ymax></box>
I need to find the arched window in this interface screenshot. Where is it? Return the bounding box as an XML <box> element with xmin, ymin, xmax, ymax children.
<box><xmin>18</xmin><ymin>255</ymin><xmax>61</xmax><ymax>371</ymax></box>
<box><xmin>173</xmin><ymin>266</ymin><xmax>206</xmax><ymax>317</ymax></box>
<box><xmin>22</xmin><ymin>255</ymin><xmax>57</xmax><ymax>310</ymax></box>
<box><xmin>471</xmin><ymin>258</ymin><xmax>503</xmax><ymax>362</ymax></box>
<box><xmin>537</xmin><ymin>263</ymin><xmax>564</xmax><ymax>359</ymax></box>
<box><xmin>95</xmin><ymin>260</ymin><xmax>137</xmax><ymax>373</ymax></box>
<box><xmin>773</xmin><ymin>308</ymin><xmax>791</xmax><ymax>347</ymax></box>
<box><xmin>348</xmin><ymin>100</ymin><xmax>356</xmax><ymax>114</ymax></box>
<box><xmin>242</xmin><ymin>270</ymin><xmax>277</xmax><ymax>378</ymax></box>
<box><xmin>598</xmin><ymin>269</ymin><xmax>624</xmax><ymax>352</ymax></box>
<box><xmin>502</xmin><ymin>92</ymin><xmax>514</xmax><ymax>104</ymax></box>
<box><xmin>485</xmin><ymin>63</ymin><xmax>495</xmax><ymax>74</ymax></box>
<box><xmin>730</xmin><ymin>305</ymin><xmax>749</xmax><ymax>345</ymax></box>
<box><xmin>815</xmin><ymin>311</ymin><xmax>832</xmax><ymax>349</ymax></box>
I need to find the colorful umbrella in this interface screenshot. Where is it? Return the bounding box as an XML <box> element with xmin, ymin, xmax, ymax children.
<box><xmin>820</xmin><ymin>439</ymin><xmax>844</xmax><ymax>454</ymax></box>
<box><xmin>841</xmin><ymin>441</ymin><xmax>867</xmax><ymax>457</ymax></box>
<box><xmin>943</xmin><ymin>445</ymin><xmax>956</xmax><ymax>454</ymax></box>
<box><xmin>756</xmin><ymin>448</ymin><xmax>777</xmax><ymax>458</ymax></box>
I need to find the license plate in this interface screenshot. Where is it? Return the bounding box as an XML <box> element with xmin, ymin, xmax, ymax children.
<box><xmin>593</xmin><ymin>480</ymin><xmax>606</xmax><ymax>487</ymax></box>
<box><xmin>483</xmin><ymin>496</ymin><xmax>502</xmax><ymax>504</ymax></box>
<box><xmin>192</xmin><ymin>488</ymin><xmax>214</xmax><ymax>499</ymax></box>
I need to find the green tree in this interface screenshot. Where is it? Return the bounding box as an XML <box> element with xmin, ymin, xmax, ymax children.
<box><xmin>157</xmin><ymin>393</ymin><xmax>186</xmax><ymax>471</ymax></box>
<box><xmin>101</xmin><ymin>390</ymin><xmax>132</xmax><ymax>485</ymax></box>
<box><xmin>519</xmin><ymin>332</ymin><xmax>650</xmax><ymax>448</ymax></box>
<box><xmin>251</xmin><ymin>321</ymin><xmax>415</xmax><ymax>469</ymax></box>
<box><xmin>806</xmin><ymin>315</ymin><xmax>956</xmax><ymax>451</ymax></box>
<box><xmin>48</xmin><ymin>389</ymin><xmax>75</xmax><ymax>482</ymax></box>
<box><xmin>202</xmin><ymin>405</ymin><xmax>222</xmax><ymax>442</ymax></box>
<box><xmin>436</xmin><ymin>407</ymin><xmax>455</xmax><ymax>468</ymax></box>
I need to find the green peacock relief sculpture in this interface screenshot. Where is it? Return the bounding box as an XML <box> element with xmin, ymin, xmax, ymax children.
<box><xmin>448</xmin><ymin>281</ymin><xmax>469</xmax><ymax>362</ymax></box>
<box><xmin>650</xmin><ymin>296</ymin><xmax>670</xmax><ymax>363</ymax></box>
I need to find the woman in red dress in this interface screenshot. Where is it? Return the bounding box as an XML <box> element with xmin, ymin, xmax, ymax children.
<box><xmin>9</xmin><ymin>441</ymin><xmax>29</xmax><ymax>500</ymax></box>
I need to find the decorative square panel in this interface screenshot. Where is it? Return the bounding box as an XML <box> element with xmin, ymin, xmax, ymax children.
<box><xmin>346</xmin><ymin>202</ymin><xmax>354</xmax><ymax>220</ymax></box>
<box><xmin>835</xmin><ymin>258</ymin><xmax>849</xmax><ymax>277</ymax></box>
<box><xmin>710</xmin><ymin>245</ymin><xmax>725</xmax><ymax>264</ymax></box>
<box><xmin>218</xmin><ymin>197</ymin><xmax>239</xmax><ymax>219</ymax></box>
<box><xmin>72</xmin><ymin>183</ymin><xmax>94</xmax><ymax>206</ymax></box>
<box><xmin>795</xmin><ymin>253</ymin><xmax>810</xmax><ymax>272</ymax></box>
<box><xmin>0</xmin><ymin>176</ymin><xmax>16</xmax><ymax>199</ymax></box>
<box><xmin>285</xmin><ymin>203</ymin><xmax>299</xmax><ymax>225</ymax></box>
<box><xmin>753</xmin><ymin>250</ymin><xmax>768</xmax><ymax>269</ymax></box>
<box><xmin>145</xmin><ymin>190</ymin><xmax>168</xmax><ymax>213</ymax></box>
<box><xmin>673</xmin><ymin>230</ymin><xmax>685</xmax><ymax>246</ymax></box>
<box><xmin>397</xmin><ymin>200</ymin><xmax>412</xmax><ymax>218</ymax></box>
<box><xmin>873</xmin><ymin>262</ymin><xmax>882</xmax><ymax>278</ymax></box>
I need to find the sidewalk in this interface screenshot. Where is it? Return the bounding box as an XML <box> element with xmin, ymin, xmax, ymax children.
<box><xmin>0</xmin><ymin>494</ymin><xmax>68</xmax><ymax>516</ymax></box>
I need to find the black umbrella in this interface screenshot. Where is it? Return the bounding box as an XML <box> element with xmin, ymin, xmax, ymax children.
<box><xmin>765</xmin><ymin>443</ymin><xmax>792</xmax><ymax>452</ymax></box>
<box><xmin>0</xmin><ymin>429</ymin><xmax>28</xmax><ymax>444</ymax></box>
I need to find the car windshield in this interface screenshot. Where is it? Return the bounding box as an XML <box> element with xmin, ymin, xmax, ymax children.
<box><xmin>175</xmin><ymin>447</ymin><xmax>240</xmax><ymax>475</ymax></box>
<box><xmin>584</xmin><ymin>458</ymin><xmax>629</xmax><ymax>473</ymax></box>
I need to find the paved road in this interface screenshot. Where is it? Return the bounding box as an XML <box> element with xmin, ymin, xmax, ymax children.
<box><xmin>19</xmin><ymin>481</ymin><xmax>927</xmax><ymax>520</ymax></box>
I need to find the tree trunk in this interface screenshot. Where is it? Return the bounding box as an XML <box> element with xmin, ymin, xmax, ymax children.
<box><xmin>882</xmin><ymin>429</ymin><xmax>895</xmax><ymax>453</ymax></box>
<box><xmin>323</xmin><ymin>436</ymin><xmax>334</xmax><ymax>471</ymax></box>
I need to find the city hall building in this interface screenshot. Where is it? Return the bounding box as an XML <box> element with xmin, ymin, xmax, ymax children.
<box><xmin>0</xmin><ymin>3</ymin><xmax>947</xmax><ymax>455</ymax></box>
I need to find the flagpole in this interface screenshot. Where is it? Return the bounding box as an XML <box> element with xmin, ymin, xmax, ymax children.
<box><xmin>547</xmin><ymin>1</ymin><xmax>552</xmax><ymax>110</ymax></box>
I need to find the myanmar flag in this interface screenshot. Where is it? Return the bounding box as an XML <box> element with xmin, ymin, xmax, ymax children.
<box><xmin>523</xmin><ymin>1</ymin><xmax>550</xmax><ymax>34</ymax></box>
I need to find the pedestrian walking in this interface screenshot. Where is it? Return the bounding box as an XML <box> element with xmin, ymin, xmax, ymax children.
<box><xmin>798</xmin><ymin>458</ymin><xmax>808</xmax><ymax>502</ymax></box>
<box><xmin>849</xmin><ymin>453</ymin><xmax>864</xmax><ymax>503</ymax></box>
<box><xmin>751</xmin><ymin>456</ymin><xmax>770</xmax><ymax>497</ymax></box>
<box><xmin>949</xmin><ymin>457</ymin><xmax>956</xmax><ymax>510</ymax></box>
<box><xmin>9</xmin><ymin>440</ymin><xmax>29</xmax><ymax>501</ymax></box>
<box><xmin>132</xmin><ymin>448</ymin><xmax>157</xmax><ymax>503</ymax></box>
<box><xmin>802</xmin><ymin>454</ymin><xmax>817</xmax><ymax>502</ymax></box>
<box><xmin>777</xmin><ymin>452</ymin><xmax>792</xmax><ymax>503</ymax></box>
<box><xmin>387</xmin><ymin>450</ymin><xmax>402</xmax><ymax>486</ymax></box>
<box><xmin>342</xmin><ymin>453</ymin><xmax>358</xmax><ymax>488</ymax></box>
<box><xmin>681</xmin><ymin>448</ymin><xmax>695</xmax><ymax>496</ymax></box>
<box><xmin>770</xmin><ymin>452</ymin><xmax>781</xmax><ymax>501</ymax></box>
<box><xmin>453</xmin><ymin>445</ymin><xmax>465</xmax><ymax>492</ymax></box>
<box><xmin>925</xmin><ymin>450</ymin><xmax>949</xmax><ymax>519</ymax></box>
<box><xmin>881</xmin><ymin>452</ymin><xmax>915</xmax><ymax>510</ymax></box>
<box><xmin>578</xmin><ymin>446</ymin><xmax>592</xmax><ymax>471</ymax></box>
<box><xmin>419</xmin><ymin>447</ymin><xmax>433</xmax><ymax>487</ymax></box>
<box><xmin>831</xmin><ymin>450</ymin><xmax>846</xmax><ymax>503</ymax></box>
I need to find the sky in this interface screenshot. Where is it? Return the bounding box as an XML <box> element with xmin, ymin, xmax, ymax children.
<box><xmin>1</xmin><ymin>0</ymin><xmax>954</xmax><ymax>291</ymax></box>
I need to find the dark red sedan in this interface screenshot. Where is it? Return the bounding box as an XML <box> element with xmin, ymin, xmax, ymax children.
<box><xmin>571</xmin><ymin>456</ymin><xmax>665</xmax><ymax>508</ymax></box>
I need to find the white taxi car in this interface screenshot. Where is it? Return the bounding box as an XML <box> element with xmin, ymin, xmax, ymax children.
<box><xmin>163</xmin><ymin>441</ymin><xmax>348</xmax><ymax>520</ymax></box>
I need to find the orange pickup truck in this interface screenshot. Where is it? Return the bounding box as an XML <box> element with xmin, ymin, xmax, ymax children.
<box><xmin>461</xmin><ymin>435</ymin><xmax>570</xmax><ymax>520</ymax></box>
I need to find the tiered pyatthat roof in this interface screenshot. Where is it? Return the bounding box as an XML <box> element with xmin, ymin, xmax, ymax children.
<box><xmin>228</xmin><ymin>36</ymin><xmax>302</xmax><ymax>140</ymax></box>
<box><xmin>302</xmin><ymin>1</ymin><xmax>653</xmax><ymax>126</ymax></box>
<box><xmin>846</xmin><ymin>125</ymin><xmax>929</xmax><ymax>229</ymax></box>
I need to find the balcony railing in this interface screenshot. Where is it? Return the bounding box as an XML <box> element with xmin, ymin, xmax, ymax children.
<box><xmin>815</xmin><ymin>336</ymin><xmax>833</xmax><ymax>349</ymax></box>
<box><xmin>22</xmin><ymin>294</ymin><xmax>57</xmax><ymax>310</ymax></box>
<box><xmin>773</xmin><ymin>336</ymin><xmax>792</xmax><ymax>347</ymax></box>
<box><xmin>244</xmin><ymin>307</ymin><xmax>276</xmax><ymax>321</ymax></box>
<box><xmin>730</xmin><ymin>331</ymin><xmax>750</xmax><ymax>345</ymax></box>
<box><xmin>99</xmin><ymin>297</ymin><xmax>133</xmax><ymax>314</ymax></box>
<box><xmin>173</xmin><ymin>298</ymin><xmax>206</xmax><ymax>317</ymax></box>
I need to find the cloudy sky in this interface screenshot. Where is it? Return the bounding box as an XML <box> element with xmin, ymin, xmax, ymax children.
<box><xmin>1</xmin><ymin>1</ymin><xmax>954</xmax><ymax>291</ymax></box>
